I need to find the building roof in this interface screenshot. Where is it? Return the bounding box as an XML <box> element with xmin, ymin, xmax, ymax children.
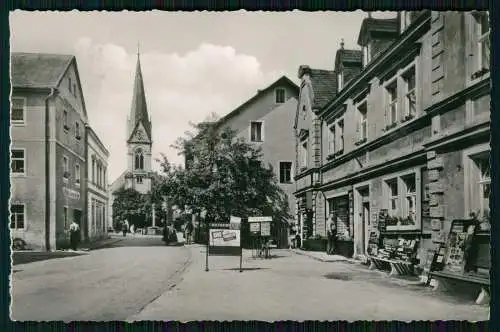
<box><xmin>11</xmin><ymin>52</ymin><xmax>74</xmax><ymax>88</ymax></box>
<box><xmin>357</xmin><ymin>17</ymin><xmax>399</xmax><ymax>46</ymax></box>
<box><xmin>128</xmin><ymin>53</ymin><xmax>152</xmax><ymax>142</ymax></box>
<box><xmin>309</xmin><ymin>69</ymin><xmax>338</xmax><ymax>109</ymax></box>
<box><xmin>215</xmin><ymin>75</ymin><xmax>299</xmax><ymax>129</ymax></box>
<box><xmin>87</xmin><ymin>125</ymin><xmax>110</xmax><ymax>157</ymax></box>
<box><xmin>334</xmin><ymin>49</ymin><xmax>363</xmax><ymax>72</ymax></box>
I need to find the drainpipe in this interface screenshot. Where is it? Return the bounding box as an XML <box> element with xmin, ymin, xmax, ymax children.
<box><xmin>44</xmin><ymin>88</ymin><xmax>55</xmax><ymax>251</ymax></box>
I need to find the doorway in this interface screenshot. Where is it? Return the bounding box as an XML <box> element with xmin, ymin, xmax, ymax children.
<box><xmin>354</xmin><ymin>185</ymin><xmax>370</xmax><ymax>258</ymax></box>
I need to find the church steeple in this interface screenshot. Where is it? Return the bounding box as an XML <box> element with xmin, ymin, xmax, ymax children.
<box><xmin>127</xmin><ymin>47</ymin><xmax>152</xmax><ymax>143</ymax></box>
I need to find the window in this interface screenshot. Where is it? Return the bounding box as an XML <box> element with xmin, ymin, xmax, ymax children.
<box><xmin>402</xmin><ymin>174</ymin><xmax>416</xmax><ymax>222</ymax></box>
<box><xmin>384</xmin><ymin>170</ymin><xmax>421</xmax><ymax>230</ymax></box>
<box><xmin>336</xmin><ymin>119</ymin><xmax>344</xmax><ymax>153</ymax></box>
<box><xmin>279</xmin><ymin>162</ymin><xmax>292</xmax><ymax>183</ymax></box>
<box><xmin>63</xmin><ymin>110</ymin><xmax>69</xmax><ymax>130</ymax></box>
<box><xmin>103</xmin><ymin>167</ymin><xmax>106</xmax><ymax>187</ymax></box>
<box><xmin>75</xmin><ymin>163</ymin><xmax>80</xmax><ymax>185</ymax></box>
<box><xmin>337</xmin><ymin>72</ymin><xmax>344</xmax><ymax>91</ymax></box>
<box><xmin>250</xmin><ymin>121</ymin><xmax>263</xmax><ymax>142</ymax></box>
<box><xmin>357</xmin><ymin>103</ymin><xmax>368</xmax><ymax>143</ymax></box>
<box><xmin>137</xmin><ymin>176</ymin><xmax>143</xmax><ymax>184</ymax></box>
<box><xmin>472</xmin><ymin>11</ymin><xmax>490</xmax><ymax>74</ymax></box>
<box><xmin>64</xmin><ymin>206</ymin><xmax>68</xmax><ymax>229</ymax></box>
<box><xmin>386</xmin><ymin>82</ymin><xmax>398</xmax><ymax>127</ymax></box>
<box><xmin>92</xmin><ymin>159</ymin><xmax>95</xmax><ymax>183</ymax></box>
<box><xmin>134</xmin><ymin>149</ymin><xmax>144</xmax><ymax>170</ymax></box>
<box><xmin>300</xmin><ymin>140</ymin><xmax>308</xmax><ymax>169</ymax></box>
<box><xmin>10</xmin><ymin>204</ymin><xmax>25</xmax><ymax>229</ymax></box>
<box><xmin>73</xmin><ymin>84</ymin><xmax>77</xmax><ymax>97</ymax></box>
<box><xmin>403</xmin><ymin>68</ymin><xmax>416</xmax><ymax>119</ymax></box>
<box><xmin>363</xmin><ymin>44</ymin><xmax>371</xmax><ymax>67</ymax></box>
<box><xmin>11</xmin><ymin>97</ymin><xmax>26</xmax><ymax>124</ymax></box>
<box><xmin>11</xmin><ymin>149</ymin><xmax>25</xmax><ymax>174</ymax></box>
<box><xmin>275</xmin><ymin>88</ymin><xmax>285</xmax><ymax>103</ymax></box>
<box><xmin>387</xmin><ymin>178</ymin><xmax>399</xmax><ymax>215</ymax></box>
<box><xmin>75</xmin><ymin>122</ymin><xmax>81</xmax><ymax>139</ymax></box>
<box><xmin>328</xmin><ymin>124</ymin><xmax>336</xmax><ymax>155</ymax></box>
<box><xmin>469</xmin><ymin>152</ymin><xmax>490</xmax><ymax>218</ymax></box>
<box><xmin>68</xmin><ymin>77</ymin><xmax>72</xmax><ymax>93</ymax></box>
<box><xmin>63</xmin><ymin>156</ymin><xmax>69</xmax><ymax>179</ymax></box>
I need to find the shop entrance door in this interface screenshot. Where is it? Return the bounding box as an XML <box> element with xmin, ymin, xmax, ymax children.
<box><xmin>362</xmin><ymin>201</ymin><xmax>370</xmax><ymax>255</ymax></box>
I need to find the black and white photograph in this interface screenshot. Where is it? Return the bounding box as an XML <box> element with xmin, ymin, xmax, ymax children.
<box><xmin>9</xmin><ymin>9</ymin><xmax>490</xmax><ymax>322</ymax></box>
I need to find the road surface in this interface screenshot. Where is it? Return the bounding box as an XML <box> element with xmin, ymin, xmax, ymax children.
<box><xmin>11</xmin><ymin>236</ymin><xmax>190</xmax><ymax>321</ymax></box>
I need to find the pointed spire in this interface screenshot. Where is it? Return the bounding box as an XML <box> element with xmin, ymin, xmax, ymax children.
<box><xmin>127</xmin><ymin>44</ymin><xmax>152</xmax><ymax>142</ymax></box>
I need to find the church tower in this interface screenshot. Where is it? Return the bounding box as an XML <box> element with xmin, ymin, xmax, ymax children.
<box><xmin>124</xmin><ymin>50</ymin><xmax>152</xmax><ymax>194</ymax></box>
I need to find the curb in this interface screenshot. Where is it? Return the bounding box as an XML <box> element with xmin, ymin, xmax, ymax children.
<box><xmin>291</xmin><ymin>249</ymin><xmax>361</xmax><ymax>265</ymax></box>
<box><xmin>85</xmin><ymin>238</ymin><xmax>124</xmax><ymax>250</ymax></box>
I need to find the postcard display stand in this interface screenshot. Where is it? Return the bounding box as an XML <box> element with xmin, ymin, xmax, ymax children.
<box><xmin>368</xmin><ymin>209</ymin><xmax>419</xmax><ymax>276</ymax></box>
<box><xmin>429</xmin><ymin>219</ymin><xmax>490</xmax><ymax>305</ymax></box>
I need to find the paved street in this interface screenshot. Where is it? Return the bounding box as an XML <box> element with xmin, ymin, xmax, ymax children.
<box><xmin>11</xmin><ymin>236</ymin><xmax>190</xmax><ymax>321</ymax></box>
<box><xmin>12</xmin><ymin>239</ymin><xmax>489</xmax><ymax>321</ymax></box>
<box><xmin>131</xmin><ymin>246</ymin><xmax>489</xmax><ymax>321</ymax></box>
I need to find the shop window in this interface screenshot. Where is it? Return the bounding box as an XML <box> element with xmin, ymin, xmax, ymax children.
<box><xmin>11</xmin><ymin>97</ymin><xmax>26</xmax><ymax>125</ymax></box>
<box><xmin>467</xmin><ymin>151</ymin><xmax>490</xmax><ymax>219</ymax></box>
<box><xmin>10</xmin><ymin>203</ymin><xmax>25</xmax><ymax>229</ymax></box>
<box><xmin>11</xmin><ymin>149</ymin><xmax>25</xmax><ymax>174</ymax></box>
<box><xmin>402</xmin><ymin>174</ymin><xmax>417</xmax><ymax>223</ymax></box>
<box><xmin>386</xmin><ymin>178</ymin><xmax>399</xmax><ymax>215</ymax></box>
<box><xmin>275</xmin><ymin>88</ymin><xmax>285</xmax><ymax>104</ymax></box>
<box><xmin>402</xmin><ymin>67</ymin><xmax>416</xmax><ymax>120</ymax></box>
<box><xmin>279</xmin><ymin>161</ymin><xmax>292</xmax><ymax>183</ymax></box>
<box><xmin>250</xmin><ymin>121</ymin><xmax>263</xmax><ymax>142</ymax></box>
<box><xmin>384</xmin><ymin>170</ymin><xmax>421</xmax><ymax>230</ymax></box>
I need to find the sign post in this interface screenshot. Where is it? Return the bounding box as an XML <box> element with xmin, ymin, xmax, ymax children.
<box><xmin>206</xmin><ymin>216</ymin><xmax>242</xmax><ymax>272</ymax></box>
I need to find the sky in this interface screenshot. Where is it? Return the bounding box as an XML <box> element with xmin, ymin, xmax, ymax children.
<box><xmin>9</xmin><ymin>10</ymin><xmax>396</xmax><ymax>183</ymax></box>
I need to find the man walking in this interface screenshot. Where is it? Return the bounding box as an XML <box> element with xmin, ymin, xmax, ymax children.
<box><xmin>326</xmin><ymin>213</ymin><xmax>337</xmax><ymax>255</ymax></box>
<box><xmin>69</xmin><ymin>220</ymin><xmax>80</xmax><ymax>251</ymax></box>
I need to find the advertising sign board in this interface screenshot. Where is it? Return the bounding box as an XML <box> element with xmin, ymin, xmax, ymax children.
<box><xmin>260</xmin><ymin>222</ymin><xmax>271</xmax><ymax>237</ymax></box>
<box><xmin>208</xmin><ymin>216</ymin><xmax>242</xmax><ymax>256</ymax></box>
<box><xmin>249</xmin><ymin>222</ymin><xmax>261</xmax><ymax>235</ymax></box>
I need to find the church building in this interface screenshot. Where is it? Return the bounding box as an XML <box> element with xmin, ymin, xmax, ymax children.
<box><xmin>108</xmin><ymin>50</ymin><xmax>153</xmax><ymax>228</ymax></box>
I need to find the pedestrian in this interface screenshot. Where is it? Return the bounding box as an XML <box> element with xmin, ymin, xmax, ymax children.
<box><xmin>69</xmin><ymin>220</ymin><xmax>80</xmax><ymax>251</ymax></box>
<box><xmin>122</xmin><ymin>220</ymin><xmax>128</xmax><ymax>237</ymax></box>
<box><xmin>326</xmin><ymin>213</ymin><xmax>337</xmax><ymax>255</ymax></box>
<box><xmin>185</xmin><ymin>221</ymin><xmax>194</xmax><ymax>245</ymax></box>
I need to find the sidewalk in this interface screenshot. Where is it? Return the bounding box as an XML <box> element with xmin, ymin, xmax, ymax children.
<box><xmin>12</xmin><ymin>237</ymin><xmax>123</xmax><ymax>266</ymax></box>
<box><xmin>291</xmin><ymin>248</ymin><xmax>362</xmax><ymax>264</ymax></box>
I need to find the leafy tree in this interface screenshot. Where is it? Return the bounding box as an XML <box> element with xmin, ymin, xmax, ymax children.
<box><xmin>112</xmin><ymin>188</ymin><xmax>145</xmax><ymax>229</ymax></box>
<box><xmin>159</xmin><ymin>121</ymin><xmax>291</xmax><ymax>225</ymax></box>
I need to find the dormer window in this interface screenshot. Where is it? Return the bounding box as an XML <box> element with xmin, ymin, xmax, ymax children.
<box><xmin>337</xmin><ymin>72</ymin><xmax>344</xmax><ymax>91</ymax></box>
<box><xmin>275</xmin><ymin>88</ymin><xmax>285</xmax><ymax>103</ymax></box>
<box><xmin>363</xmin><ymin>44</ymin><xmax>371</xmax><ymax>67</ymax></box>
<box><xmin>68</xmin><ymin>77</ymin><xmax>72</xmax><ymax>93</ymax></box>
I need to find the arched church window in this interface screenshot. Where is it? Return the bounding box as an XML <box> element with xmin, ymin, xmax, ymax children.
<box><xmin>135</xmin><ymin>148</ymin><xmax>144</xmax><ymax>170</ymax></box>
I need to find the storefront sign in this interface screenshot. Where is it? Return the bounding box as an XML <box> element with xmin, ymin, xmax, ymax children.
<box><xmin>248</xmin><ymin>216</ymin><xmax>272</xmax><ymax>222</ymax></box>
<box><xmin>63</xmin><ymin>187</ymin><xmax>80</xmax><ymax>201</ymax></box>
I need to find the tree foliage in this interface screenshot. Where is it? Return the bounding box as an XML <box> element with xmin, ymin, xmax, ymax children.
<box><xmin>158</xmin><ymin>121</ymin><xmax>291</xmax><ymax>224</ymax></box>
<box><xmin>112</xmin><ymin>188</ymin><xmax>146</xmax><ymax>229</ymax></box>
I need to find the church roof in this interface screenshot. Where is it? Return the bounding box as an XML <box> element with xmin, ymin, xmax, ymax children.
<box><xmin>128</xmin><ymin>53</ymin><xmax>152</xmax><ymax>142</ymax></box>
